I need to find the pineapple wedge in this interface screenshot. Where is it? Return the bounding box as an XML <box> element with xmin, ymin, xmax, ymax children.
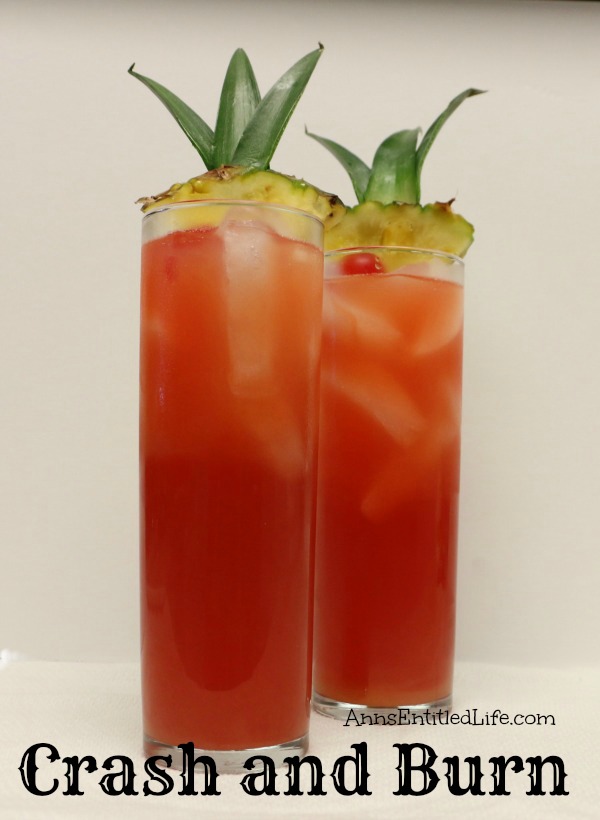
<box><xmin>324</xmin><ymin>201</ymin><xmax>474</xmax><ymax>255</ymax></box>
<box><xmin>307</xmin><ymin>88</ymin><xmax>484</xmax><ymax>255</ymax></box>
<box><xmin>130</xmin><ymin>47</ymin><xmax>343</xmax><ymax>226</ymax></box>
<box><xmin>137</xmin><ymin>166</ymin><xmax>344</xmax><ymax>229</ymax></box>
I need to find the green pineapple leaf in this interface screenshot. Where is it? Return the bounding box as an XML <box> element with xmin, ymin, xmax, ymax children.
<box><xmin>233</xmin><ymin>45</ymin><xmax>324</xmax><ymax>169</ymax></box>
<box><xmin>305</xmin><ymin>128</ymin><xmax>371</xmax><ymax>203</ymax></box>
<box><xmin>128</xmin><ymin>64</ymin><xmax>215</xmax><ymax>168</ymax></box>
<box><xmin>308</xmin><ymin>88</ymin><xmax>484</xmax><ymax>205</ymax></box>
<box><xmin>365</xmin><ymin>129</ymin><xmax>420</xmax><ymax>205</ymax></box>
<box><xmin>213</xmin><ymin>49</ymin><xmax>261</xmax><ymax>168</ymax></box>
<box><xmin>415</xmin><ymin>87</ymin><xmax>486</xmax><ymax>201</ymax></box>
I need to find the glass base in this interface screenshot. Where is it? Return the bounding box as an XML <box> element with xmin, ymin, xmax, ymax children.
<box><xmin>312</xmin><ymin>690</ymin><xmax>452</xmax><ymax>721</ymax></box>
<box><xmin>144</xmin><ymin>733</ymin><xmax>308</xmax><ymax>775</ymax></box>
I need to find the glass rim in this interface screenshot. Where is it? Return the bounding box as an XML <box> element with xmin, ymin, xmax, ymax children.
<box><xmin>325</xmin><ymin>245</ymin><xmax>464</xmax><ymax>266</ymax></box>
<box><xmin>142</xmin><ymin>198</ymin><xmax>324</xmax><ymax>228</ymax></box>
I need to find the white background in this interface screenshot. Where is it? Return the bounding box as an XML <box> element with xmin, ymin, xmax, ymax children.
<box><xmin>1</xmin><ymin>0</ymin><xmax>599</xmax><ymax>667</ymax></box>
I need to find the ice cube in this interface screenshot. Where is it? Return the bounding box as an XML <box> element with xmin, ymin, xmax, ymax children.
<box><xmin>360</xmin><ymin>453</ymin><xmax>414</xmax><ymax>522</ymax></box>
<box><xmin>239</xmin><ymin>394</ymin><xmax>306</xmax><ymax>481</ymax></box>
<box><xmin>360</xmin><ymin>421</ymin><xmax>460</xmax><ymax>522</ymax></box>
<box><xmin>220</xmin><ymin>215</ymin><xmax>310</xmax><ymax>480</ymax></box>
<box><xmin>385</xmin><ymin>273</ymin><xmax>463</xmax><ymax>357</ymax></box>
<box><xmin>220</xmin><ymin>218</ymin><xmax>280</xmax><ymax>396</ymax></box>
<box><xmin>324</xmin><ymin>364</ymin><xmax>423</xmax><ymax>446</ymax></box>
<box><xmin>324</xmin><ymin>288</ymin><xmax>402</xmax><ymax>352</ymax></box>
<box><xmin>435</xmin><ymin>377</ymin><xmax>462</xmax><ymax>433</ymax></box>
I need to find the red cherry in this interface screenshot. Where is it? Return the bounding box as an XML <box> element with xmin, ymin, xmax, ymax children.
<box><xmin>340</xmin><ymin>252</ymin><xmax>384</xmax><ymax>276</ymax></box>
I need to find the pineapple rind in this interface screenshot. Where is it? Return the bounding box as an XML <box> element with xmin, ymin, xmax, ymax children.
<box><xmin>324</xmin><ymin>201</ymin><xmax>474</xmax><ymax>257</ymax></box>
<box><xmin>138</xmin><ymin>166</ymin><xmax>345</xmax><ymax>229</ymax></box>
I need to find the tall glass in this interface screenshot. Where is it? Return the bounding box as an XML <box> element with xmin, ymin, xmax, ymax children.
<box><xmin>140</xmin><ymin>201</ymin><xmax>323</xmax><ymax>770</ymax></box>
<box><xmin>313</xmin><ymin>247</ymin><xmax>464</xmax><ymax>718</ymax></box>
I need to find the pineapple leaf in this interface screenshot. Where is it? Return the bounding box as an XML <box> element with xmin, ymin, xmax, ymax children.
<box><xmin>233</xmin><ymin>45</ymin><xmax>324</xmax><ymax>169</ymax></box>
<box><xmin>415</xmin><ymin>87</ymin><xmax>485</xmax><ymax>201</ymax></box>
<box><xmin>128</xmin><ymin>64</ymin><xmax>215</xmax><ymax>169</ymax></box>
<box><xmin>213</xmin><ymin>49</ymin><xmax>261</xmax><ymax>168</ymax></box>
<box><xmin>305</xmin><ymin>128</ymin><xmax>370</xmax><ymax>203</ymax></box>
<box><xmin>365</xmin><ymin>129</ymin><xmax>420</xmax><ymax>205</ymax></box>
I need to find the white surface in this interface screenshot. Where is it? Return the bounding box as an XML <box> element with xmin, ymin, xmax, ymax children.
<box><xmin>0</xmin><ymin>660</ymin><xmax>596</xmax><ymax>818</ymax></box>
<box><xmin>1</xmin><ymin>0</ymin><xmax>600</xmax><ymax>666</ymax></box>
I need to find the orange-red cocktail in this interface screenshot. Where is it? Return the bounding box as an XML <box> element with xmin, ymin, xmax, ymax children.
<box><xmin>140</xmin><ymin>202</ymin><xmax>323</xmax><ymax>769</ymax></box>
<box><xmin>313</xmin><ymin>247</ymin><xmax>464</xmax><ymax>717</ymax></box>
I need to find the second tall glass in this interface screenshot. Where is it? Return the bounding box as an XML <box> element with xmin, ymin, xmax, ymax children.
<box><xmin>140</xmin><ymin>201</ymin><xmax>323</xmax><ymax>770</ymax></box>
<box><xmin>313</xmin><ymin>247</ymin><xmax>464</xmax><ymax>719</ymax></box>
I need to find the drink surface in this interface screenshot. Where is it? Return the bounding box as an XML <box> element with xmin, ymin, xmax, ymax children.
<box><xmin>314</xmin><ymin>254</ymin><xmax>463</xmax><ymax>707</ymax></box>
<box><xmin>140</xmin><ymin>212</ymin><xmax>322</xmax><ymax>750</ymax></box>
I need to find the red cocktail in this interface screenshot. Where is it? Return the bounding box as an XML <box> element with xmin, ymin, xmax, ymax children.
<box><xmin>140</xmin><ymin>201</ymin><xmax>323</xmax><ymax>769</ymax></box>
<box><xmin>313</xmin><ymin>247</ymin><xmax>464</xmax><ymax>717</ymax></box>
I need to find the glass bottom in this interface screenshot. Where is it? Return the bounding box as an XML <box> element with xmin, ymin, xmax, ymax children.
<box><xmin>313</xmin><ymin>690</ymin><xmax>452</xmax><ymax>721</ymax></box>
<box><xmin>144</xmin><ymin>733</ymin><xmax>309</xmax><ymax>775</ymax></box>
